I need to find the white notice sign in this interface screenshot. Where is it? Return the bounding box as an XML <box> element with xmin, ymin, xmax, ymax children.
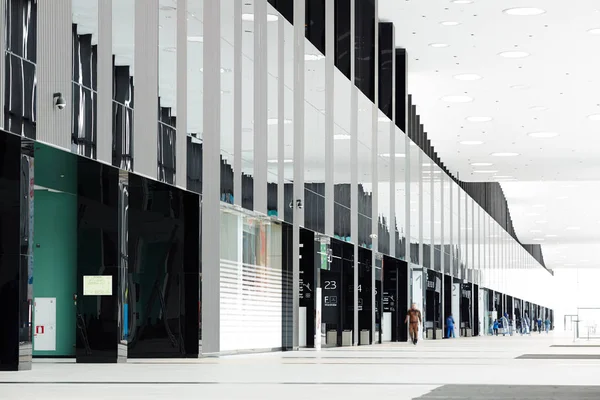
<box><xmin>83</xmin><ymin>275</ymin><xmax>113</xmax><ymax>296</ymax></box>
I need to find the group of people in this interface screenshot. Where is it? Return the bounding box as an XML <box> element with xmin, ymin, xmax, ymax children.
<box><xmin>405</xmin><ymin>303</ymin><xmax>553</xmax><ymax>345</ymax></box>
<box><xmin>516</xmin><ymin>314</ymin><xmax>551</xmax><ymax>335</ymax></box>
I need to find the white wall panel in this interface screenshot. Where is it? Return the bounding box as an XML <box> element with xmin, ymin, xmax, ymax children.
<box><xmin>37</xmin><ymin>0</ymin><xmax>72</xmax><ymax>149</ymax></box>
<box><xmin>220</xmin><ymin>260</ymin><xmax>283</xmax><ymax>351</ymax></box>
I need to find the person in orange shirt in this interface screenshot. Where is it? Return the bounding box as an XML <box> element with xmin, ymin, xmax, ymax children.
<box><xmin>405</xmin><ymin>303</ymin><xmax>422</xmax><ymax>345</ymax></box>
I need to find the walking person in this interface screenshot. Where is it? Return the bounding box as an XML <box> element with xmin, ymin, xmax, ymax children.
<box><xmin>446</xmin><ymin>314</ymin><xmax>455</xmax><ymax>339</ymax></box>
<box><xmin>405</xmin><ymin>303</ymin><xmax>422</xmax><ymax>345</ymax></box>
<box><xmin>537</xmin><ymin>317</ymin><xmax>543</xmax><ymax>334</ymax></box>
<box><xmin>545</xmin><ymin>317</ymin><xmax>551</xmax><ymax>333</ymax></box>
<box><xmin>493</xmin><ymin>319</ymin><xmax>499</xmax><ymax>336</ymax></box>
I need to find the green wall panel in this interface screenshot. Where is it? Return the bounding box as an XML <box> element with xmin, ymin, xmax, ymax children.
<box><xmin>32</xmin><ymin>145</ymin><xmax>78</xmax><ymax>356</ymax></box>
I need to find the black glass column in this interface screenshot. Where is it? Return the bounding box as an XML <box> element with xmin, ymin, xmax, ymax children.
<box><xmin>334</xmin><ymin>0</ymin><xmax>351</xmax><ymax>79</ymax></box>
<box><xmin>395</xmin><ymin>49</ymin><xmax>407</xmax><ymax>132</ymax></box>
<box><xmin>358</xmin><ymin>247</ymin><xmax>372</xmax><ymax>344</ymax></box>
<box><xmin>378</xmin><ymin>22</ymin><xmax>393</xmax><ymax>120</ymax></box>
<box><xmin>473</xmin><ymin>284</ymin><xmax>479</xmax><ymax>336</ymax></box>
<box><xmin>460</xmin><ymin>283</ymin><xmax>473</xmax><ymax>337</ymax></box>
<box><xmin>323</xmin><ymin>238</ymin><xmax>344</xmax><ymax>347</ymax></box>
<box><xmin>425</xmin><ymin>270</ymin><xmax>442</xmax><ymax>339</ymax></box>
<box><xmin>127</xmin><ymin>174</ymin><xmax>199</xmax><ymax>358</ymax></box>
<box><xmin>354</xmin><ymin>0</ymin><xmax>375</xmax><ymax>102</ymax></box>
<box><xmin>76</xmin><ymin>158</ymin><xmax>120</xmax><ymax>363</ymax></box>
<box><xmin>374</xmin><ymin>256</ymin><xmax>382</xmax><ymax>344</ymax></box>
<box><xmin>443</xmin><ymin>275</ymin><xmax>452</xmax><ymax>337</ymax></box>
<box><xmin>281</xmin><ymin>223</ymin><xmax>294</xmax><ymax>350</ymax></box>
<box><xmin>0</xmin><ymin>130</ymin><xmax>31</xmax><ymax>371</ymax></box>
<box><xmin>299</xmin><ymin>229</ymin><xmax>316</xmax><ymax>348</ymax></box>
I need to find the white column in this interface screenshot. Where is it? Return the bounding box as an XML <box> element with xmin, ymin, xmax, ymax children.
<box><xmin>97</xmin><ymin>0</ymin><xmax>113</xmax><ymax>163</ymax></box>
<box><xmin>134</xmin><ymin>0</ymin><xmax>159</xmax><ymax>178</ymax></box>
<box><xmin>371</xmin><ymin>0</ymin><xmax>379</xmax><ymax>341</ymax></box>
<box><xmin>36</xmin><ymin>0</ymin><xmax>72</xmax><ymax>150</ymax></box>
<box><xmin>276</xmin><ymin>12</ymin><xmax>285</xmax><ymax>217</ymax></box>
<box><xmin>253</xmin><ymin>0</ymin><xmax>268</xmax><ymax>214</ymax></box>
<box><xmin>175</xmin><ymin>0</ymin><xmax>188</xmax><ymax>187</ymax></box>
<box><xmin>324</xmin><ymin>0</ymin><xmax>335</xmax><ymax>236</ymax></box>
<box><xmin>234</xmin><ymin>1</ymin><xmax>243</xmax><ymax>207</ymax></box>
<box><xmin>350</xmin><ymin>0</ymin><xmax>359</xmax><ymax>346</ymax></box>
<box><xmin>292</xmin><ymin>0</ymin><xmax>306</xmax><ymax>349</ymax></box>
<box><xmin>201</xmin><ymin>0</ymin><xmax>221</xmax><ymax>355</ymax></box>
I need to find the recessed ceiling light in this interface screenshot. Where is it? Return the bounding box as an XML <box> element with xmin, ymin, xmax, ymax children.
<box><xmin>532</xmin><ymin>238</ymin><xmax>545</xmax><ymax>241</ymax></box>
<box><xmin>556</xmin><ymin>196</ymin><xmax>569</xmax><ymax>200</ymax></box>
<box><xmin>587</xmin><ymin>28</ymin><xmax>600</xmax><ymax>35</ymax></box>
<box><xmin>491</xmin><ymin>152</ymin><xmax>519</xmax><ymax>157</ymax></box>
<box><xmin>440</xmin><ymin>21</ymin><xmax>461</xmax><ymax>26</ymax></box>
<box><xmin>535</xmin><ymin>220</ymin><xmax>548</xmax><ymax>224</ymax></box>
<box><xmin>241</xmin><ymin>13</ymin><xmax>279</xmax><ymax>22</ymax></box>
<box><xmin>473</xmin><ymin>170</ymin><xmax>498</xmax><ymax>173</ymax></box>
<box><xmin>494</xmin><ymin>176</ymin><xmax>514</xmax><ymax>179</ymax></box>
<box><xmin>528</xmin><ymin>131</ymin><xmax>559</xmax><ymax>138</ymax></box>
<box><xmin>442</xmin><ymin>95</ymin><xmax>474</xmax><ymax>103</ymax></box>
<box><xmin>267</xmin><ymin>159</ymin><xmax>293</xmax><ymax>163</ymax></box>
<box><xmin>460</xmin><ymin>140</ymin><xmax>484</xmax><ymax>145</ymax></box>
<box><xmin>429</xmin><ymin>43</ymin><xmax>450</xmax><ymax>48</ymax></box>
<box><xmin>530</xmin><ymin>229</ymin><xmax>542</xmax><ymax>233</ymax></box>
<box><xmin>499</xmin><ymin>51</ymin><xmax>530</xmax><ymax>58</ymax></box>
<box><xmin>566</xmin><ymin>226</ymin><xmax>581</xmax><ymax>230</ymax></box>
<box><xmin>200</xmin><ymin>67</ymin><xmax>232</xmax><ymax>74</ymax></box>
<box><xmin>452</xmin><ymin>0</ymin><xmax>473</xmax><ymax>3</ymax></box>
<box><xmin>545</xmin><ymin>234</ymin><xmax>558</xmax><ymax>238</ymax></box>
<box><xmin>454</xmin><ymin>73</ymin><xmax>482</xmax><ymax>81</ymax></box>
<box><xmin>503</xmin><ymin>8</ymin><xmax>546</xmax><ymax>16</ymax></box>
<box><xmin>187</xmin><ymin>36</ymin><xmax>204</xmax><ymax>42</ymax></box>
<box><xmin>471</xmin><ymin>162</ymin><xmax>493</xmax><ymax>166</ymax></box>
<box><xmin>305</xmin><ymin>54</ymin><xmax>325</xmax><ymax>61</ymax></box>
<box><xmin>380</xmin><ymin>153</ymin><xmax>406</xmax><ymax>158</ymax></box>
<box><xmin>466</xmin><ymin>116</ymin><xmax>493</xmax><ymax>123</ymax></box>
<box><xmin>532</xmin><ymin>204</ymin><xmax>546</xmax><ymax>208</ymax></box>
<box><xmin>530</xmin><ymin>106</ymin><xmax>548</xmax><ymax>111</ymax></box>
<box><xmin>334</xmin><ymin>134</ymin><xmax>350</xmax><ymax>140</ymax></box>
<box><xmin>588</xmin><ymin>114</ymin><xmax>600</xmax><ymax>121</ymax></box>
<box><xmin>525</xmin><ymin>213</ymin><xmax>540</xmax><ymax>217</ymax></box>
<box><xmin>267</xmin><ymin>118</ymin><xmax>292</xmax><ymax>125</ymax></box>
<box><xmin>510</xmin><ymin>84</ymin><xmax>530</xmax><ymax>90</ymax></box>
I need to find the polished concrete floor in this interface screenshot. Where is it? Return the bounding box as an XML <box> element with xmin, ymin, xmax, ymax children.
<box><xmin>1</xmin><ymin>331</ymin><xmax>599</xmax><ymax>399</ymax></box>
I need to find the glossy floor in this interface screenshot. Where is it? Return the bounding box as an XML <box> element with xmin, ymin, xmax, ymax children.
<box><xmin>1</xmin><ymin>331</ymin><xmax>599</xmax><ymax>399</ymax></box>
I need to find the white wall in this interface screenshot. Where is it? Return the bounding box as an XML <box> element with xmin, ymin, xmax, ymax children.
<box><xmin>553</xmin><ymin>269</ymin><xmax>600</xmax><ymax>331</ymax></box>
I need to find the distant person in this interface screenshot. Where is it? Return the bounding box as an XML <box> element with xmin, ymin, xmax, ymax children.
<box><xmin>545</xmin><ymin>318</ymin><xmax>551</xmax><ymax>333</ymax></box>
<box><xmin>501</xmin><ymin>315</ymin><xmax>509</xmax><ymax>336</ymax></box>
<box><xmin>537</xmin><ymin>318</ymin><xmax>543</xmax><ymax>334</ymax></box>
<box><xmin>493</xmin><ymin>319</ymin><xmax>499</xmax><ymax>336</ymax></box>
<box><xmin>405</xmin><ymin>303</ymin><xmax>422</xmax><ymax>345</ymax></box>
<box><xmin>446</xmin><ymin>314</ymin><xmax>455</xmax><ymax>338</ymax></box>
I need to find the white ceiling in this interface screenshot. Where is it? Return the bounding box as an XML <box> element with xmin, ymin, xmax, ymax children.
<box><xmin>379</xmin><ymin>0</ymin><xmax>600</xmax><ymax>270</ymax></box>
<box><xmin>71</xmin><ymin>0</ymin><xmax>587</xmax><ymax>270</ymax></box>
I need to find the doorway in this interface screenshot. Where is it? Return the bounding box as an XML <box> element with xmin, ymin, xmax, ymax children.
<box><xmin>382</xmin><ymin>256</ymin><xmax>408</xmax><ymax>342</ymax></box>
<box><xmin>32</xmin><ymin>144</ymin><xmax>78</xmax><ymax>357</ymax></box>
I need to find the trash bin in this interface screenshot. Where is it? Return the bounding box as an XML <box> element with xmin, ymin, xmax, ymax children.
<box><xmin>327</xmin><ymin>330</ymin><xmax>337</xmax><ymax>346</ymax></box>
<box><xmin>342</xmin><ymin>330</ymin><xmax>353</xmax><ymax>346</ymax></box>
<box><xmin>360</xmin><ymin>330</ymin><xmax>370</xmax><ymax>345</ymax></box>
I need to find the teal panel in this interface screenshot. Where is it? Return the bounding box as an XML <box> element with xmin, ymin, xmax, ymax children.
<box><xmin>34</xmin><ymin>143</ymin><xmax>77</xmax><ymax>194</ymax></box>
<box><xmin>32</xmin><ymin>190</ymin><xmax>77</xmax><ymax>356</ymax></box>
